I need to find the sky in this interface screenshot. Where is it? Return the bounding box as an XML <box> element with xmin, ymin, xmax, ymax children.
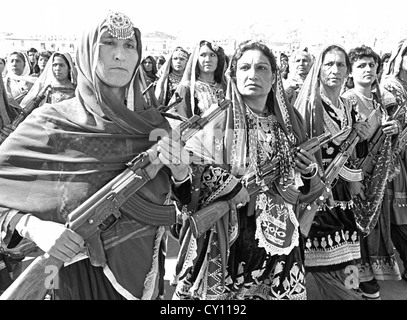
<box><xmin>1</xmin><ymin>0</ymin><xmax>406</xmax><ymax>49</ymax></box>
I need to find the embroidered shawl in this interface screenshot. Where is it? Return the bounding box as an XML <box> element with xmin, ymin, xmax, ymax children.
<box><xmin>169</xmin><ymin>40</ymin><xmax>227</xmax><ymax>118</ymax></box>
<box><xmin>0</xmin><ymin>12</ymin><xmax>172</xmax><ymax>299</ymax></box>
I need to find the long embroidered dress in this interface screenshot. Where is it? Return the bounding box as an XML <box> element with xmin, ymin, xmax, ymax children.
<box><xmin>303</xmin><ymin>95</ymin><xmax>361</xmax><ymax>271</ymax></box>
<box><xmin>172</xmin><ymin>109</ymin><xmax>307</xmax><ymax>300</ymax></box>
<box><xmin>341</xmin><ymin>89</ymin><xmax>401</xmax><ymax>282</ymax></box>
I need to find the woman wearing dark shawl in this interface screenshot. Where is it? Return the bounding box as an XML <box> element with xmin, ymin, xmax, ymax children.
<box><xmin>171</xmin><ymin>40</ymin><xmax>323</xmax><ymax>300</ymax></box>
<box><xmin>0</xmin><ymin>11</ymin><xmax>191</xmax><ymax>300</ymax></box>
<box><xmin>294</xmin><ymin>44</ymin><xmax>371</xmax><ymax>300</ymax></box>
<box><xmin>380</xmin><ymin>38</ymin><xmax>407</xmax><ymax>283</ymax></box>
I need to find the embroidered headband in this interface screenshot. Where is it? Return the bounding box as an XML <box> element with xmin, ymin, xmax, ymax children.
<box><xmin>105</xmin><ymin>11</ymin><xmax>135</xmax><ymax>40</ymax></box>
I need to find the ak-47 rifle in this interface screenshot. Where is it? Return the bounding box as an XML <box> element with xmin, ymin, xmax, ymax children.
<box><xmin>188</xmin><ymin>128</ymin><xmax>350</xmax><ymax>239</ymax></box>
<box><xmin>0</xmin><ymin>95</ymin><xmax>232</xmax><ymax>300</ymax></box>
<box><xmin>354</xmin><ymin>102</ymin><xmax>405</xmax><ymax>175</ymax></box>
<box><xmin>298</xmin><ymin>110</ymin><xmax>377</xmax><ymax>237</ymax></box>
<box><xmin>0</xmin><ymin>85</ymin><xmax>51</xmax><ymax>145</ymax></box>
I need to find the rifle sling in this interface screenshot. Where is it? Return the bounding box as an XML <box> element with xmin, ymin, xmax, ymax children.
<box><xmin>118</xmin><ymin>191</ymin><xmax>177</xmax><ymax>226</ymax></box>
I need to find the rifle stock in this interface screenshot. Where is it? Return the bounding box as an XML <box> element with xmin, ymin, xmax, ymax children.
<box><xmin>0</xmin><ymin>97</ymin><xmax>232</xmax><ymax>300</ymax></box>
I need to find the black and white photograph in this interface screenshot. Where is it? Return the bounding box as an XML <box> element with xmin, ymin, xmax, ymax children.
<box><xmin>0</xmin><ymin>0</ymin><xmax>406</xmax><ymax>307</ymax></box>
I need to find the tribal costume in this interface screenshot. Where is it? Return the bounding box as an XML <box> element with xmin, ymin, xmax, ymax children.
<box><xmin>342</xmin><ymin>87</ymin><xmax>401</xmax><ymax>284</ymax></box>
<box><xmin>155</xmin><ymin>47</ymin><xmax>189</xmax><ymax>106</ymax></box>
<box><xmin>20</xmin><ymin>52</ymin><xmax>77</xmax><ymax>109</ymax></box>
<box><xmin>172</xmin><ymin>41</ymin><xmax>320</xmax><ymax>300</ymax></box>
<box><xmin>294</xmin><ymin>45</ymin><xmax>366</xmax><ymax>300</ymax></box>
<box><xmin>0</xmin><ymin>12</ymin><xmax>190</xmax><ymax>300</ymax></box>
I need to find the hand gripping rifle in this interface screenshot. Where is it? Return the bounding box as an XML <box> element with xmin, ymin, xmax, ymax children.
<box><xmin>188</xmin><ymin>128</ymin><xmax>349</xmax><ymax>239</ymax></box>
<box><xmin>0</xmin><ymin>95</ymin><xmax>232</xmax><ymax>300</ymax></box>
<box><xmin>0</xmin><ymin>85</ymin><xmax>51</xmax><ymax>145</ymax></box>
<box><xmin>298</xmin><ymin>110</ymin><xmax>376</xmax><ymax>237</ymax></box>
<box><xmin>354</xmin><ymin>102</ymin><xmax>405</xmax><ymax>176</ymax></box>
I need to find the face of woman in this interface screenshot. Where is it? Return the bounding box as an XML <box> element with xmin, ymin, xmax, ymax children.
<box><xmin>351</xmin><ymin>56</ymin><xmax>378</xmax><ymax>88</ymax></box>
<box><xmin>236</xmin><ymin>49</ymin><xmax>275</xmax><ymax>100</ymax></box>
<box><xmin>319</xmin><ymin>50</ymin><xmax>348</xmax><ymax>90</ymax></box>
<box><xmin>142</xmin><ymin>58</ymin><xmax>153</xmax><ymax>72</ymax></box>
<box><xmin>52</xmin><ymin>56</ymin><xmax>70</xmax><ymax>82</ymax></box>
<box><xmin>9</xmin><ymin>54</ymin><xmax>25</xmax><ymax>76</ymax></box>
<box><xmin>96</xmin><ymin>31</ymin><xmax>138</xmax><ymax>88</ymax></box>
<box><xmin>294</xmin><ymin>52</ymin><xmax>311</xmax><ymax>77</ymax></box>
<box><xmin>171</xmin><ymin>51</ymin><xmax>187</xmax><ymax>73</ymax></box>
<box><xmin>198</xmin><ymin>45</ymin><xmax>218</xmax><ymax>74</ymax></box>
<box><xmin>38</xmin><ymin>56</ymin><xmax>49</xmax><ymax>71</ymax></box>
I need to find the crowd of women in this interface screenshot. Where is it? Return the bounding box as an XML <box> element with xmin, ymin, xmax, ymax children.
<box><xmin>0</xmin><ymin>10</ymin><xmax>406</xmax><ymax>301</ymax></box>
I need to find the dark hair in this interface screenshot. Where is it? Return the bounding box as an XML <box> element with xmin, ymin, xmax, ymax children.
<box><xmin>156</xmin><ymin>55</ymin><xmax>166</xmax><ymax>64</ymax></box>
<box><xmin>229</xmin><ymin>40</ymin><xmax>278</xmax><ymax>110</ymax></box>
<box><xmin>322</xmin><ymin>45</ymin><xmax>351</xmax><ymax>73</ymax></box>
<box><xmin>381</xmin><ymin>52</ymin><xmax>391</xmax><ymax>62</ymax></box>
<box><xmin>348</xmin><ymin>45</ymin><xmax>381</xmax><ymax>66</ymax></box>
<box><xmin>346</xmin><ymin>45</ymin><xmax>380</xmax><ymax>89</ymax></box>
<box><xmin>27</xmin><ymin>47</ymin><xmax>38</xmax><ymax>54</ymax></box>
<box><xmin>53</xmin><ymin>53</ymin><xmax>72</xmax><ymax>81</ymax></box>
<box><xmin>196</xmin><ymin>40</ymin><xmax>226</xmax><ymax>84</ymax></box>
<box><xmin>0</xmin><ymin>57</ymin><xmax>5</xmax><ymax>64</ymax></box>
<box><xmin>39</xmin><ymin>50</ymin><xmax>53</xmax><ymax>60</ymax></box>
<box><xmin>228</xmin><ymin>40</ymin><xmax>278</xmax><ymax>79</ymax></box>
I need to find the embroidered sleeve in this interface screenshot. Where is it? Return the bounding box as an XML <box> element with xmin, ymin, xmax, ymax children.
<box><xmin>199</xmin><ymin>165</ymin><xmax>240</xmax><ymax>206</ymax></box>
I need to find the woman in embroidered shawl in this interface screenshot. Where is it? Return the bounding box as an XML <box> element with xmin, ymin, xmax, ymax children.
<box><xmin>171</xmin><ymin>40</ymin><xmax>323</xmax><ymax>300</ymax></box>
<box><xmin>294</xmin><ymin>44</ymin><xmax>372</xmax><ymax>300</ymax></box>
<box><xmin>155</xmin><ymin>47</ymin><xmax>189</xmax><ymax>106</ymax></box>
<box><xmin>0</xmin><ymin>11</ymin><xmax>192</xmax><ymax>300</ymax></box>
<box><xmin>341</xmin><ymin>45</ymin><xmax>401</xmax><ymax>300</ymax></box>
<box><xmin>380</xmin><ymin>38</ymin><xmax>407</xmax><ymax>283</ymax></box>
<box><xmin>20</xmin><ymin>52</ymin><xmax>77</xmax><ymax>109</ymax></box>
<box><xmin>167</xmin><ymin>40</ymin><xmax>227</xmax><ymax>121</ymax></box>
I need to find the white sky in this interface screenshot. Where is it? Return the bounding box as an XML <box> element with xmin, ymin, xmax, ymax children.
<box><xmin>1</xmin><ymin>0</ymin><xmax>406</xmax><ymax>47</ymax></box>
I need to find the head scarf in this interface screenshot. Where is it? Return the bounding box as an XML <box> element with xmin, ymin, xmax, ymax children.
<box><xmin>155</xmin><ymin>47</ymin><xmax>189</xmax><ymax>105</ymax></box>
<box><xmin>381</xmin><ymin>38</ymin><xmax>407</xmax><ymax>101</ymax></box>
<box><xmin>294</xmin><ymin>44</ymin><xmax>351</xmax><ymax>172</ymax></box>
<box><xmin>141</xmin><ymin>55</ymin><xmax>158</xmax><ymax>82</ymax></box>
<box><xmin>288</xmin><ymin>48</ymin><xmax>314</xmax><ymax>80</ymax></box>
<box><xmin>172</xmin><ymin>40</ymin><xmax>227</xmax><ymax>117</ymax></box>
<box><xmin>0</xmin><ymin>11</ymin><xmax>169</xmax><ymax>221</ymax></box>
<box><xmin>19</xmin><ymin>52</ymin><xmax>77</xmax><ymax>109</ymax></box>
<box><xmin>185</xmin><ymin>40</ymin><xmax>306</xmax><ymax>177</ymax></box>
<box><xmin>3</xmin><ymin>51</ymin><xmax>37</xmax><ymax>98</ymax></box>
<box><xmin>0</xmin><ymin>75</ymin><xmax>12</xmax><ymax>128</ymax></box>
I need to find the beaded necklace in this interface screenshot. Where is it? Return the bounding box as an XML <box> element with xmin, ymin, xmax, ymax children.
<box><xmin>245</xmin><ymin>106</ymin><xmax>295</xmax><ymax>188</ymax></box>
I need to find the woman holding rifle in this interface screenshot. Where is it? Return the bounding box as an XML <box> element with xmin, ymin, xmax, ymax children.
<box><xmin>171</xmin><ymin>40</ymin><xmax>323</xmax><ymax>300</ymax></box>
<box><xmin>0</xmin><ymin>11</ymin><xmax>191</xmax><ymax>300</ymax></box>
<box><xmin>294</xmin><ymin>44</ymin><xmax>371</xmax><ymax>300</ymax></box>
